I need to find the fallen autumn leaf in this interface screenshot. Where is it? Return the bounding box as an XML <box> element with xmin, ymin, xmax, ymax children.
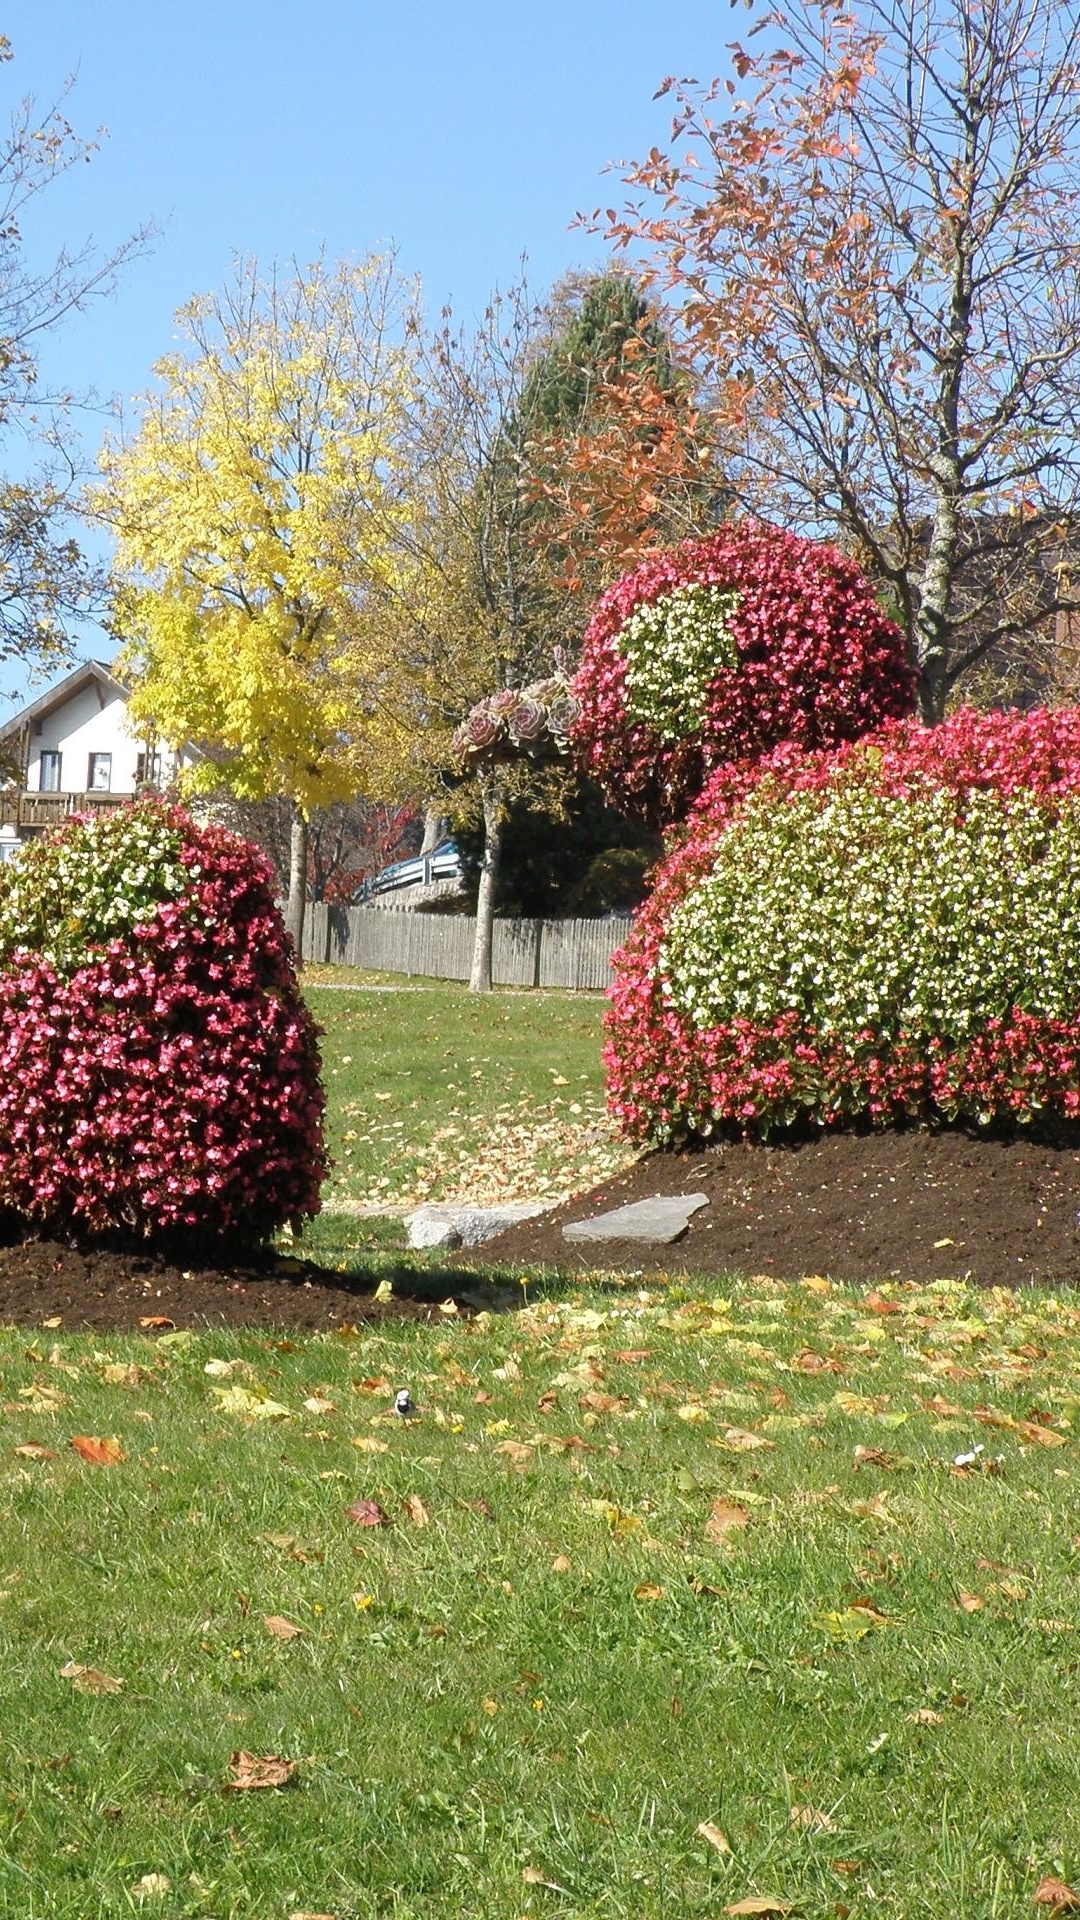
<box><xmin>346</xmin><ymin>1498</ymin><xmax>390</xmax><ymax>1528</ymax></box>
<box><xmin>697</xmin><ymin>1819</ymin><xmax>732</xmax><ymax>1854</ymax></box>
<box><xmin>726</xmin><ymin>1899</ymin><xmax>793</xmax><ymax>1916</ymax></box>
<box><xmin>70</xmin><ymin>1435</ymin><xmax>125</xmax><ymax>1465</ymax></box>
<box><xmin>225</xmin><ymin>1751</ymin><xmax>295</xmax><ymax>1790</ymax></box>
<box><xmin>263</xmin><ymin>1614</ymin><xmax>303</xmax><ymax>1640</ymax></box>
<box><xmin>60</xmin><ymin>1660</ymin><xmax>123</xmax><ymax>1694</ymax></box>
<box><xmin>706</xmin><ymin>1498</ymin><xmax>750</xmax><ymax>1544</ymax></box>
<box><xmin>1035</xmin><ymin>1878</ymin><xmax>1080</xmax><ymax>1912</ymax></box>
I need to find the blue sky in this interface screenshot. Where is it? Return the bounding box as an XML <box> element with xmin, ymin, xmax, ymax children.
<box><xmin>2</xmin><ymin>0</ymin><xmax>734</xmax><ymax>710</ymax></box>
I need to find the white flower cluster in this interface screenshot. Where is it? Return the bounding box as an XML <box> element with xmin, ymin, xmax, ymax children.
<box><xmin>660</xmin><ymin>781</ymin><xmax>1080</xmax><ymax>1043</ymax></box>
<box><xmin>0</xmin><ymin>809</ymin><xmax>189</xmax><ymax>973</ymax></box>
<box><xmin>618</xmin><ymin>583</ymin><xmax>740</xmax><ymax>742</ymax></box>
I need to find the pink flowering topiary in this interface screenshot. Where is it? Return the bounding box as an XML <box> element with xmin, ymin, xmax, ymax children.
<box><xmin>572</xmin><ymin>521</ymin><xmax>915</xmax><ymax>824</ymax></box>
<box><xmin>0</xmin><ymin>800</ymin><xmax>325</xmax><ymax>1242</ymax></box>
<box><xmin>605</xmin><ymin>707</ymin><xmax>1080</xmax><ymax>1142</ymax></box>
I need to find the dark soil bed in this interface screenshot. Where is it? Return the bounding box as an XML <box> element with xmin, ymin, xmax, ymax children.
<box><xmin>5</xmin><ymin>1125</ymin><xmax>1080</xmax><ymax>1328</ymax></box>
<box><xmin>0</xmin><ymin>1234</ymin><xmax>508</xmax><ymax>1333</ymax></box>
<box><xmin>469</xmin><ymin>1125</ymin><xmax>1080</xmax><ymax>1288</ymax></box>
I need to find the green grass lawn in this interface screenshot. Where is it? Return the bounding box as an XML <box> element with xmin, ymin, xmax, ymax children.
<box><xmin>1</xmin><ymin>1276</ymin><xmax>1080</xmax><ymax>1917</ymax></box>
<box><xmin>308</xmin><ymin>979</ymin><xmax>636</xmax><ymax>1218</ymax></box>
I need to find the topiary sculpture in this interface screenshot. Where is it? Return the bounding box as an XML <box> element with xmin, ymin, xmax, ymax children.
<box><xmin>572</xmin><ymin>521</ymin><xmax>915</xmax><ymax>826</ymax></box>
<box><xmin>605</xmin><ymin>707</ymin><xmax>1080</xmax><ymax>1141</ymax></box>
<box><xmin>0</xmin><ymin>799</ymin><xmax>325</xmax><ymax>1241</ymax></box>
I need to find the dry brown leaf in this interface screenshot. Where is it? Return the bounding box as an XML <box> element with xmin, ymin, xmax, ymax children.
<box><xmin>103</xmin><ymin>1364</ymin><xmax>144</xmax><ymax>1388</ymax></box>
<box><xmin>492</xmin><ymin>1439</ymin><xmax>535</xmax><ymax>1467</ymax></box>
<box><xmin>263</xmin><ymin>1615</ymin><xmax>303</xmax><ymax>1641</ymax></box>
<box><xmin>551</xmin><ymin>1554</ymin><xmax>572</xmax><ymax>1573</ymax></box>
<box><xmin>1035</xmin><ymin>1878</ymin><xmax>1080</xmax><ymax>1912</ymax></box>
<box><xmin>718</xmin><ymin>1426</ymin><xmax>774</xmax><ymax>1453</ymax></box>
<box><xmin>14</xmin><ymin>1442</ymin><xmax>56</xmax><ymax>1460</ymax></box>
<box><xmin>226</xmin><ymin>1751</ymin><xmax>295</xmax><ymax>1790</ymax></box>
<box><xmin>351</xmin><ymin>1437</ymin><xmax>389</xmax><ymax>1454</ymax></box>
<box><xmin>633</xmin><ymin>1582</ymin><xmax>665</xmax><ymax>1601</ymax></box>
<box><xmin>789</xmin><ymin>1805</ymin><xmax>836</xmax><ymax>1832</ymax></box>
<box><xmin>614</xmin><ymin>1348</ymin><xmax>653</xmax><ymax>1364</ymax></box>
<box><xmin>537</xmin><ymin>1389</ymin><xmax>559</xmax><ymax>1414</ymax></box>
<box><xmin>794</xmin><ymin>1350</ymin><xmax>843</xmax><ymax>1375</ymax></box>
<box><xmin>697</xmin><ymin>1819</ymin><xmax>732</xmax><ymax>1855</ymax></box>
<box><xmin>852</xmin><ymin>1444</ymin><xmax>912</xmax><ymax>1470</ymax></box>
<box><xmin>60</xmin><ymin>1660</ymin><xmax>123</xmax><ymax>1694</ymax></box>
<box><xmin>345</xmin><ymin>1498</ymin><xmax>390</xmax><ymax>1528</ymax></box>
<box><xmin>955</xmin><ymin>1589</ymin><xmax>985</xmax><ymax>1613</ymax></box>
<box><xmin>907</xmin><ymin>1708</ymin><xmax>945</xmax><ymax>1725</ymax></box>
<box><xmin>404</xmin><ymin>1493</ymin><xmax>431</xmax><ymax>1527</ymax></box>
<box><xmin>864</xmin><ymin>1290</ymin><xmax>902</xmax><ymax>1315</ymax></box>
<box><xmin>973</xmin><ymin>1406</ymin><xmax>1067</xmax><ymax>1448</ymax></box>
<box><xmin>522</xmin><ymin>1866</ymin><xmax>561</xmax><ymax>1889</ymax></box>
<box><xmin>706</xmin><ymin>1498</ymin><xmax>750</xmax><ymax>1544</ymax></box>
<box><xmin>579</xmin><ymin>1390</ymin><xmax>627</xmax><ymax>1414</ymax></box>
<box><xmin>726</xmin><ymin>1899</ymin><xmax>793</xmax><ymax>1916</ymax></box>
<box><xmin>70</xmin><ymin>1435</ymin><xmax>125</xmax><ymax>1466</ymax></box>
<box><xmin>138</xmin><ymin>1315</ymin><xmax>174</xmax><ymax>1330</ymax></box>
<box><xmin>132</xmin><ymin>1874</ymin><xmax>171</xmax><ymax>1899</ymax></box>
<box><xmin>303</xmin><ymin>1396</ymin><xmax>336</xmax><ymax>1416</ymax></box>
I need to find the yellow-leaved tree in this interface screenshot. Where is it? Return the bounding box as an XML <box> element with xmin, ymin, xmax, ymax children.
<box><xmin>92</xmin><ymin>253</ymin><xmax>417</xmax><ymax>955</ymax></box>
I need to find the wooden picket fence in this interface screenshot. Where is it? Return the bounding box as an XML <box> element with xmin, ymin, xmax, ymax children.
<box><xmin>302</xmin><ymin>905</ymin><xmax>633</xmax><ymax>990</ymax></box>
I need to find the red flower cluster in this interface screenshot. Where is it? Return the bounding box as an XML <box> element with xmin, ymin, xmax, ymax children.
<box><xmin>605</xmin><ymin>706</ymin><xmax>1080</xmax><ymax>1140</ymax></box>
<box><xmin>0</xmin><ymin>805</ymin><xmax>326</xmax><ymax>1240</ymax></box>
<box><xmin>572</xmin><ymin>521</ymin><xmax>915</xmax><ymax>824</ymax></box>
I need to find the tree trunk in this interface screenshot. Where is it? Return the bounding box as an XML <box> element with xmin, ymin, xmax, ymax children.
<box><xmin>421</xmin><ymin>805</ymin><xmax>446</xmax><ymax>854</ymax></box>
<box><xmin>915</xmin><ymin>491</ymin><xmax>960</xmax><ymax>725</ymax></box>
<box><xmin>286</xmin><ymin>805</ymin><xmax>309</xmax><ymax>963</ymax></box>
<box><xmin>469</xmin><ymin>777</ymin><xmax>503</xmax><ymax>993</ymax></box>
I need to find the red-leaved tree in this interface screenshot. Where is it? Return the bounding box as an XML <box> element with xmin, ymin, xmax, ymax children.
<box><xmin>599</xmin><ymin>0</ymin><xmax>1080</xmax><ymax>719</ymax></box>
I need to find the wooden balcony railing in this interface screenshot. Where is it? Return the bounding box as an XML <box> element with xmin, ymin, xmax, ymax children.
<box><xmin>0</xmin><ymin>790</ymin><xmax>130</xmax><ymax>831</ymax></box>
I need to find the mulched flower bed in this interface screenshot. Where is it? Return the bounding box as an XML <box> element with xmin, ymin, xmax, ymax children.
<box><xmin>4</xmin><ymin>1123</ymin><xmax>1080</xmax><ymax>1329</ymax></box>
<box><xmin>469</xmin><ymin>1123</ymin><xmax>1080</xmax><ymax>1288</ymax></box>
<box><xmin>0</xmin><ymin>1233</ymin><xmax>499</xmax><ymax>1333</ymax></box>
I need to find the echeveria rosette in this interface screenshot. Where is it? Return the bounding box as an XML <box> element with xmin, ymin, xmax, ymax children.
<box><xmin>604</xmin><ymin>706</ymin><xmax>1080</xmax><ymax>1142</ymax></box>
<box><xmin>573</xmin><ymin>521</ymin><xmax>916</xmax><ymax>826</ymax></box>
<box><xmin>0</xmin><ymin>799</ymin><xmax>326</xmax><ymax>1241</ymax></box>
<box><xmin>451</xmin><ymin>674</ymin><xmax>581</xmax><ymax>769</ymax></box>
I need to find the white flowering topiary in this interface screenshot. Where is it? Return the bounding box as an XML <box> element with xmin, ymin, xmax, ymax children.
<box><xmin>619</xmin><ymin>582</ymin><xmax>739</xmax><ymax>740</ymax></box>
<box><xmin>660</xmin><ymin>779</ymin><xmax>1080</xmax><ymax>1050</ymax></box>
<box><xmin>0</xmin><ymin>804</ymin><xmax>190</xmax><ymax>974</ymax></box>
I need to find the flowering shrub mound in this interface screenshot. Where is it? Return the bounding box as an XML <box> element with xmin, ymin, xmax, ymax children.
<box><xmin>573</xmin><ymin>522</ymin><xmax>915</xmax><ymax>824</ymax></box>
<box><xmin>0</xmin><ymin>801</ymin><xmax>325</xmax><ymax>1241</ymax></box>
<box><xmin>606</xmin><ymin>707</ymin><xmax>1080</xmax><ymax>1141</ymax></box>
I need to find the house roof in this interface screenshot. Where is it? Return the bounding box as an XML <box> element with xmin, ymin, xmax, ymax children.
<box><xmin>0</xmin><ymin>660</ymin><xmax>129</xmax><ymax>745</ymax></box>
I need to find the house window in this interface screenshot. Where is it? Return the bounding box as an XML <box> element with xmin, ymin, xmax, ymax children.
<box><xmin>135</xmin><ymin>750</ymin><xmax>163</xmax><ymax>788</ymax></box>
<box><xmin>39</xmin><ymin>751</ymin><xmax>61</xmax><ymax>792</ymax></box>
<box><xmin>87</xmin><ymin>752</ymin><xmax>112</xmax><ymax>792</ymax></box>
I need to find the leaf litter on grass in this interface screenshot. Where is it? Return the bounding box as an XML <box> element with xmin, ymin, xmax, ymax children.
<box><xmin>7</xmin><ymin>1263</ymin><xmax>1080</xmax><ymax>1915</ymax></box>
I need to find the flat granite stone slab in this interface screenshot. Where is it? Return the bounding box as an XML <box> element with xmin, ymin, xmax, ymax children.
<box><xmin>563</xmin><ymin>1192</ymin><xmax>709</xmax><ymax>1245</ymax></box>
<box><xmin>408</xmin><ymin>1200</ymin><xmax>555</xmax><ymax>1251</ymax></box>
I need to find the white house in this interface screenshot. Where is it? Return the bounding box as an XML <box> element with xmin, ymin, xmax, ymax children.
<box><xmin>0</xmin><ymin>660</ymin><xmax>184</xmax><ymax>860</ymax></box>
